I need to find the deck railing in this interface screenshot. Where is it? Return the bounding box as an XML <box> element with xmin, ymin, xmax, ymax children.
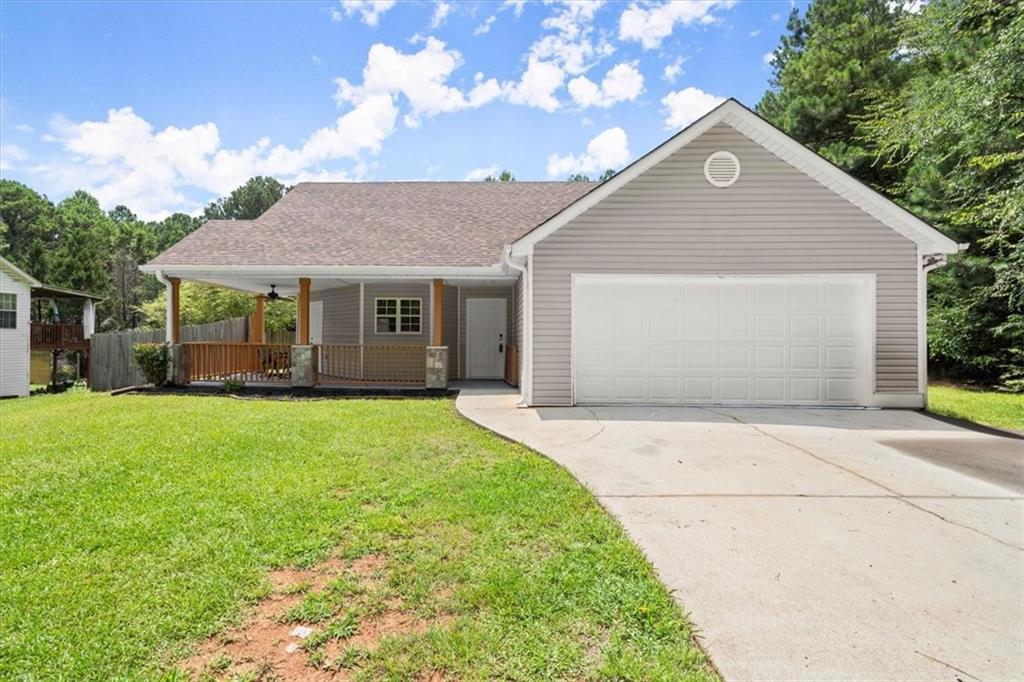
<box><xmin>31</xmin><ymin>323</ymin><xmax>87</xmax><ymax>349</ymax></box>
<box><xmin>185</xmin><ymin>342</ymin><xmax>292</xmax><ymax>384</ymax></box>
<box><xmin>318</xmin><ymin>344</ymin><xmax>426</xmax><ymax>384</ymax></box>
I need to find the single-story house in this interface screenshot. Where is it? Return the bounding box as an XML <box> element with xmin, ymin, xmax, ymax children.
<box><xmin>141</xmin><ymin>99</ymin><xmax>960</xmax><ymax>408</ymax></box>
<box><xmin>0</xmin><ymin>256</ymin><xmax>99</xmax><ymax>397</ymax></box>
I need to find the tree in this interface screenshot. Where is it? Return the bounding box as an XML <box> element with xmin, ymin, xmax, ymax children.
<box><xmin>567</xmin><ymin>169</ymin><xmax>616</xmax><ymax>182</ymax></box>
<box><xmin>141</xmin><ymin>282</ymin><xmax>295</xmax><ymax>332</ymax></box>
<box><xmin>203</xmin><ymin>176</ymin><xmax>287</xmax><ymax>220</ymax></box>
<box><xmin>757</xmin><ymin>0</ymin><xmax>909</xmax><ymax>188</ymax></box>
<box><xmin>483</xmin><ymin>170</ymin><xmax>516</xmax><ymax>182</ymax></box>
<box><xmin>48</xmin><ymin>192</ymin><xmax>112</xmax><ymax>297</ymax></box>
<box><xmin>0</xmin><ymin>180</ymin><xmax>55</xmax><ymax>281</ymax></box>
<box><xmin>151</xmin><ymin>212</ymin><xmax>201</xmax><ymax>253</ymax></box>
<box><xmin>862</xmin><ymin>0</ymin><xmax>1023</xmax><ymax>388</ymax></box>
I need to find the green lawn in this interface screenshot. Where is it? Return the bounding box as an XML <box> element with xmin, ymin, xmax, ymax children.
<box><xmin>928</xmin><ymin>384</ymin><xmax>1024</xmax><ymax>432</ymax></box>
<box><xmin>0</xmin><ymin>392</ymin><xmax>713</xmax><ymax>681</ymax></box>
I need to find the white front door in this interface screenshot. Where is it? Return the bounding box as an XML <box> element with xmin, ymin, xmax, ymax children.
<box><xmin>572</xmin><ymin>275</ymin><xmax>873</xmax><ymax>406</ymax></box>
<box><xmin>466</xmin><ymin>298</ymin><xmax>507</xmax><ymax>379</ymax></box>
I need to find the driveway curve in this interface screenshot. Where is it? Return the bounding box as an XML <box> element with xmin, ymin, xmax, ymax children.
<box><xmin>455</xmin><ymin>383</ymin><xmax>1024</xmax><ymax>681</ymax></box>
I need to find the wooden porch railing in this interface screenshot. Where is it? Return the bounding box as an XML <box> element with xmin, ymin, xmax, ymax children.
<box><xmin>318</xmin><ymin>344</ymin><xmax>426</xmax><ymax>384</ymax></box>
<box><xmin>31</xmin><ymin>323</ymin><xmax>88</xmax><ymax>350</ymax></box>
<box><xmin>185</xmin><ymin>342</ymin><xmax>291</xmax><ymax>384</ymax></box>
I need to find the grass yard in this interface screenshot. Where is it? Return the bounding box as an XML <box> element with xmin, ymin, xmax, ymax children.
<box><xmin>0</xmin><ymin>392</ymin><xmax>713</xmax><ymax>681</ymax></box>
<box><xmin>928</xmin><ymin>384</ymin><xmax>1024</xmax><ymax>432</ymax></box>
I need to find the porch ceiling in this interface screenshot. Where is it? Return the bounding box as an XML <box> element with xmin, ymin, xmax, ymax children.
<box><xmin>180</xmin><ymin>273</ymin><xmax>517</xmax><ymax>296</ymax></box>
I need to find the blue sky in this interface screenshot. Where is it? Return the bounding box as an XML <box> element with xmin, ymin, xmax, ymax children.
<box><xmin>0</xmin><ymin>0</ymin><xmax>801</xmax><ymax>219</ymax></box>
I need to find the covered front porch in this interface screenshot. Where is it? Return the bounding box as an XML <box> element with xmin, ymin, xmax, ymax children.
<box><xmin>159</xmin><ymin>272</ymin><xmax>521</xmax><ymax>391</ymax></box>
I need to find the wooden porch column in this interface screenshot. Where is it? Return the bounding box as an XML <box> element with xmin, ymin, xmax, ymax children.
<box><xmin>432</xmin><ymin>278</ymin><xmax>443</xmax><ymax>346</ymax></box>
<box><xmin>298</xmin><ymin>278</ymin><xmax>311</xmax><ymax>345</ymax></box>
<box><xmin>168</xmin><ymin>277</ymin><xmax>181</xmax><ymax>344</ymax></box>
<box><xmin>250</xmin><ymin>295</ymin><xmax>266</xmax><ymax>344</ymax></box>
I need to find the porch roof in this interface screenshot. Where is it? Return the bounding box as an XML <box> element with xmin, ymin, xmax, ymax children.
<box><xmin>146</xmin><ymin>181</ymin><xmax>597</xmax><ymax>270</ymax></box>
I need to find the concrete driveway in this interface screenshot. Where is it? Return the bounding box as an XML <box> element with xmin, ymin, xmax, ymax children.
<box><xmin>455</xmin><ymin>383</ymin><xmax>1024</xmax><ymax>681</ymax></box>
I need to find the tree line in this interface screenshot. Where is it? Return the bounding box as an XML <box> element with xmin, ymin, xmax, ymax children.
<box><xmin>759</xmin><ymin>0</ymin><xmax>1021</xmax><ymax>390</ymax></box>
<box><xmin>0</xmin><ymin>0</ymin><xmax>1019</xmax><ymax>388</ymax></box>
<box><xmin>0</xmin><ymin>176</ymin><xmax>296</xmax><ymax>332</ymax></box>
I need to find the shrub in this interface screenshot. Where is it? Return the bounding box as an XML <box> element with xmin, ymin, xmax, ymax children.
<box><xmin>221</xmin><ymin>379</ymin><xmax>245</xmax><ymax>394</ymax></box>
<box><xmin>133</xmin><ymin>343</ymin><xmax>170</xmax><ymax>386</ymax></box>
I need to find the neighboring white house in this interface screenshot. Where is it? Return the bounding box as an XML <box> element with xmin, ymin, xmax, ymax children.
<box><xmin>0</xmin><ymin>256</ymin><xmax>41</xmax><ymax>398</ymax></box>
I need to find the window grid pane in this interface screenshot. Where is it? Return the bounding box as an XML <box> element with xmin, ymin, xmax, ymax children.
<box><xmin>0</xmin><ymin>310</ymin><xmax>15</xmax><ymax>329</ymax></box>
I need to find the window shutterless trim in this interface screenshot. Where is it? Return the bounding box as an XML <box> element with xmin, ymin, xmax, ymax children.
<box><xmin>373</xmin><ymin>297</ymin><xmax>422</xmax><ymax>335</ymax></box>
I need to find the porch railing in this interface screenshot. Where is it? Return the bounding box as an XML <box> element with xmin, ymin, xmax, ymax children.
<box><xmin>185</xmin><ymin>342</ymin><xmax>291</xmax><ymax>384</ymax></box>
<box><xmin>318</xmin><ymin>344</ymin><xmax>426</xmax><ymax>384</ymax></box>
<box><xmin>31</xmin><ymin>323</ymin><xmax>87</xmax><ymax>349</ymax></box>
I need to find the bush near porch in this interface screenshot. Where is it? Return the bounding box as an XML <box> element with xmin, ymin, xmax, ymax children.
<box><xmin>0</xmin><ymin>392</ymin><xmax>714</xmax><ymax>681</ymax></box>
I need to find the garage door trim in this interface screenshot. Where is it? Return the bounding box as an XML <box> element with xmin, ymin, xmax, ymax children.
<box><xmin>569</xmin><ymin>273</ymin><xmax>877</xmax><ymax>406</ymax></box>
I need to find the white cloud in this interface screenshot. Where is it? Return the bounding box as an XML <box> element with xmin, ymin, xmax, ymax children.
<box><xmin>749</xmin><ymin>29</ymin><xmax>761</xmax><ymax>37</ymax></box>
<box><xmin>529</xmin><ymin>0</ymin><xmax>612</xmax><ymax>75</ymax></box>
<box><xmin>14</xmin><ymin>124</ymin><xmax>34</xmax><ymax>133</ymax></box>
<box><xmin>42</xmin><ymin>99</ymin><xmax>397</xmax><ymax>219</ymax></box>
<box><xmin>662</xmin><ymin>56</ymin><xmax>685</xmax><ymax>82</ymax></box>
<box><xmin>503</xmin><ymin>0</ymin><xmax>526</xmax><ymax>17</ymax></box>
<box><xmin>464</xmin><ymin>164</ymin><xmax>499</xmax><ymax>181</ymax></box>
<box><xmin>568</xmin><ymin>61</ymin><xmax>644</xmax><ymax>109</ymax></box>
<box><xmin>430</xmin><ymin>1</ymin><xmax>453</xmax><ymax>28</ymax></box>
<box><xmin>502</xmin><ymin>57</ymin><xmax>565</xmax><ymax>112</ymax></box>
<box><xmin>311</xmin><ymin>54</ymin><xmax>323</xmax><ymax>65</ymax></box>
<box><xmin>619</xmin><ymin>0</ymin><xmax>737</xmax><ymax>49</ymax></box>
<box><xmin>1</xmin><ymin>143</ymin><xmax>29</xmax><ymax>171</ymax></box>
<box><xmin>474</xmin><ymin>15</ymin><xmax>496</xmax><ymax>35</ymax></box>
<box><xmin>581</xmin><ymin>116</ymin><xmax>593</xmax><ymax>127</ymax></box>
<box><xmin>337</xmin><ymin>0</ymin><xmax>396</xmax><ymax>27</ymax></box>
<box><xmin>333</xmin><ymin>37</ymin><xmax>500</xmax><ymax>127</ymax></box>
<box><xmin>547</xmin><ymin>126</ymin><xmax>630</xmax><ymax>177</ymax></box>
<box><xmin>762</xmin><ymin>51</ymin><xmax>775</xmax><ymax>66</ymax></box>
<box><xmin>661</xmin><ymin>86</ymin><xmax>724</xmax><ymax>129</ymax></box>
<box><xmin>771</xmin><ymin>12</ymin><xmax>781</xmax><ymax>21</ymax></box>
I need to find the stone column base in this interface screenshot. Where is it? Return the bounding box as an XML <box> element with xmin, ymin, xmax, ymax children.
<box><xmin>426</xmin><ymin>346</ymin><xmax>448</xmax><ymax>389</ymax></box>
<box><xmin>291</xmin><ymin>345</ymin><xmax>316</xmax><ymax>388</ymax></box>
<box><xmin>168</xmin><ymin>344</ymin><xmax>189</xmax><ymax>385</ymax></box>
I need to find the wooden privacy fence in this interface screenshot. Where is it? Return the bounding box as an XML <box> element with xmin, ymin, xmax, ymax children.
<box><xmin>89</xmin><ymin>317</ymin><xmax>250</xmax><ymax>391</ymax></box>
<box><xmin>318</xmin><ymin>344</ymin><xmax>426</xmax><ymax>384</ymax></box>
<box><xmin>185</xmin><ymin>343</ymin><xmax>292</xmax><ymax>384</ymax></box>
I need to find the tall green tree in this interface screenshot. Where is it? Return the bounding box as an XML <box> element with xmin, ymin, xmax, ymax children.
<box><xmin>151</xmin><ymin>212</ymin><xmax>201</xmax><ymax>253</ymax></box>
<box><xmin>483</xmin><ymin>170</ymin><xmax>516</xmax><ymax>182</ymax></box>
<box><xmin>141</xmin><ymin>282</ymin><xmax>294</xmax><ymax>332</ymax></box>
<box><xmin>48</xmin><ymin>192</ymin><xmax>112</xmax><ymax>297</ymax></box>
<box><xmin>203</xmin><ymin>176</ymin><xmax>287</xmax><ymax>220</ymax></box>
<box><xmin>757</xmin><ymin>0</ymin><xmax>908</xmax><ymax>188</ymax></box>
<box><xmin>863</xmin><ymin>0</ymin><xmax>1024</xmax><ymax>387</ymax></box>
<box><xmin>0</xmin><ymin>180</ymin><xmax>56</xmax><ymax>281</ymax></box>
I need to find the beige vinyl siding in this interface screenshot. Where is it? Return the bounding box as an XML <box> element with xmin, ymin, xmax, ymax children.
<box><xmin>0</xmin><ymin>268</ymin><xmax>31</xmax><ymax>397</ymax></box>
<box><xmin>311</xmin><ymin>285</ymin><xmax>360</xmax><ymax>344</ymax></box>
<box><xmin>531</xmin><ymin>122</ymin><xmax>919</xmax><ymax>405</ymax></box>
<box><xmin>458</xmin><ymin>287</ymin><xmax>514</xmax><ymax>380</ymax></box>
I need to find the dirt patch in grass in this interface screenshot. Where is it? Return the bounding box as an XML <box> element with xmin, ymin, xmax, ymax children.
<box><xmin>180</xmin><ymin>554</ymin><xmax>453</xmax><ymax>681</ymax></box>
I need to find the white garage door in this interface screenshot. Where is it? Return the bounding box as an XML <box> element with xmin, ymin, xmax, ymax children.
<box><xmin>572</xmin><ymin>275</ymin><xmax>873</xmax><ymax>406</ymax></box>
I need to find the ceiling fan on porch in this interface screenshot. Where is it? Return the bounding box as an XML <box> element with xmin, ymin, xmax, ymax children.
<box><xmin>266</xmin><ymin>284</ymin><xmax>280</xmax><ymax>300</ymax></box>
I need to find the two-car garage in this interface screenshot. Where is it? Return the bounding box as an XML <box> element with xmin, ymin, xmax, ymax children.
<box><xmin>571</xmin><ymin>275</ymin><xmax>874</xmax><ymax>406</ymax></box>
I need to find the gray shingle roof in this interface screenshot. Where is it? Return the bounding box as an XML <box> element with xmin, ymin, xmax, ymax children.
<box><xmin>148</xmin><ymin>181</ymin><xmax>598</xmax><ymax>268</ymax></box>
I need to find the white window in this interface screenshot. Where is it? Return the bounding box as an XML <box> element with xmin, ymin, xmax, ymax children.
<box><xmin>0</xmin><ymin>293</ymin><xmax>15</xmax><ymax>329</ymax></box>
<box><xmin>375</xmin><ymin>298</ymin><xmax>421</xmax><ymax>334</ymax></box>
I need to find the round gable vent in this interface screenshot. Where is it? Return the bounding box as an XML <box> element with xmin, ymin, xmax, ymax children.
<box><xmin>703</xmin><ymin>151</ymin><xmax>741</xmax><ymax>188</ymax></box>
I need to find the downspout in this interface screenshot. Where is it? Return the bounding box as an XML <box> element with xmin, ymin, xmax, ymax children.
<box><xmin>502</xmin><ymin>245</ymin><xmax>530</xmax><ymax>407</ymax></box>
<box><xmin>918</xmin><ymin>248</ymin><xmax>961</xmax><ymax>407</ymax></box>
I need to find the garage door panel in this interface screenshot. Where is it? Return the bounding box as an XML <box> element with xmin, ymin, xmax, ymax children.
<box><xmin>573</xmin><ymin>275</ymin><xmax>872</xmax><ymax>406</ymax></box>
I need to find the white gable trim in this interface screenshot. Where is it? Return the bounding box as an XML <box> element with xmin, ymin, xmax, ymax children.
<box><xmin>510</xmin><ymin>99</ymin><xmax>960</xmax><ymax>257</ymax></box>
<box><xmin>0</xmin><ymin>256</ymin><xmax>41</xmax><ymax>287</ymax></box>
